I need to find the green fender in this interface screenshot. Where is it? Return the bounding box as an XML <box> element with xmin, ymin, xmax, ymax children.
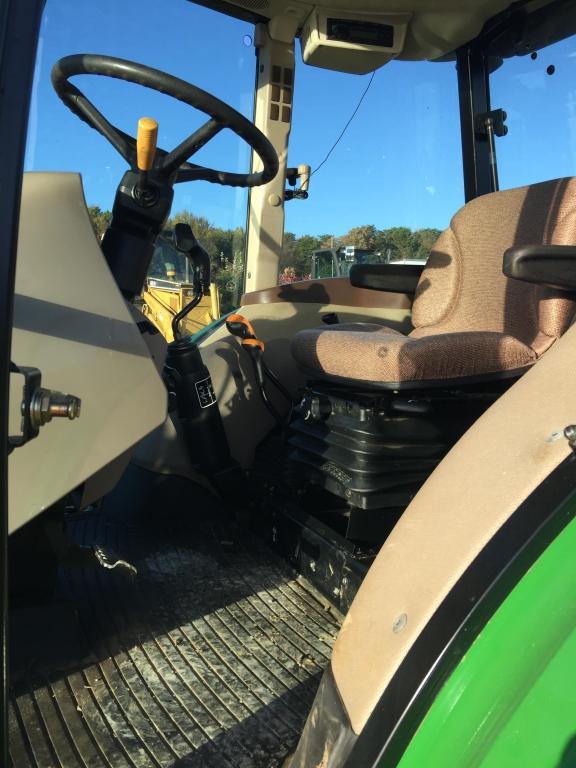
<box><xmin>396</xmin><ymin>507</ymin><xmax>576</xmax><ymax>768</ymax></box>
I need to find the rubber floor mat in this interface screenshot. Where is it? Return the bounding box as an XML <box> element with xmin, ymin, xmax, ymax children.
<box><xmin>9</xmin><ymin>510</ymin><xmax>342</xmax><ymax>768</ymax></box>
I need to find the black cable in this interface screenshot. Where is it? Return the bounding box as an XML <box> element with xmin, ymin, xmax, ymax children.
<box><xmin>246</xmin><ymin>353</ymin><xmax>284</xmax><ymax>425</ymax></box>
<box><xmin>259</xmin><ymin>381</ymin><xmax>284</xmax><ymax>425</ymax></box>
<box><xmin>310</xmin><ymin>70</ymin><xmax>376</xmax><ymax>178</ymax></box>
<box><xmin>262</xmin><ymin>360</ymin><xmax>293</xmax><ymax>404</ymax></box>
<box><xmin>262</xmin><ymin>367</ymin><xmax>293</xmax><ymax>427</ymax></box>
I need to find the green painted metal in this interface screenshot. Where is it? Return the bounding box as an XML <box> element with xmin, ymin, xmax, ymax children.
<box><xmin>395</xmin><ymin>505</ymin><xmax>576</xmax><ymax>768</ymax></box>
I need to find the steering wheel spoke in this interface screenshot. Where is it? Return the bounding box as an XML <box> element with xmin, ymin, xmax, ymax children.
<box><xmin>51</xmin><ymin>54</ymin><xmax>278</xmax><ymax>189</ymax></box>
<box><xmin>162</xmin><ymin>118</ymin><xmax>223</xmax><ymax>176</ymax></box>
<box><xmin>58</xmin><ymin>82</ymin><xmax>135</xmax><ymax>165</ymax></box>
<box><xmin>175</xmin><ymin>162</ymin><xmax>266</xmax><ymax>187</ymax></box>
<box><xmin>113</xmin><ymin>127</ymin><xmax>139</xmax><ymax>165</ymax></box>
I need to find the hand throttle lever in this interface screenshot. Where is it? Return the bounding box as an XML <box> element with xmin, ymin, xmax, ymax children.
<box><xmin>225</xmin><ymin>314</ymin><xmax>292</xmax><ymax>425</ymax></box>
<box><xmin>226</xmin><ymin>312</ymin><xmax>266</xmax><ymax>385</ymax></box>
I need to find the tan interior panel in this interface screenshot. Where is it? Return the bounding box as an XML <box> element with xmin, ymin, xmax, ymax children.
<box><xmin>228</xmin><ymin>0</ymin><xmax>515</xmax><ymax>62</ymax></box>
<box><xmin>331</xmin><ymin>320</ymin><xmax>576</xmax><ymax>734</ymax></box>
<box><xmin>242</xmin><ymin>277</ymin><xmax>413</xmax><ymax>309</ymax></box>
<box><xmin>245</xmin><ymin>25</ymin><xmax>294</xmax><ymax>292</ymax></box>
<box><xmin>9</xmin><ymin>173</ymin><xmax>167</xmax><ymax>533</ymax></box>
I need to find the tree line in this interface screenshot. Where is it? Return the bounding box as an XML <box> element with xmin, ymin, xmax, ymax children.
<box><xmin>281</xmin><ymin>225</ymin><xmax>441</xmax><ymax>279</ymax></box>
<box><xmin>88</xmin><ymin>206</ymin><xmax>440</xmax><ymax>309</ymax></box>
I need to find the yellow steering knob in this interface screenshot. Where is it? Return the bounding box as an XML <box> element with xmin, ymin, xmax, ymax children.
<box><xmin>136</xmin><ymin>117</ymin><xmax>158</xmax><ymax>172</ymax></box>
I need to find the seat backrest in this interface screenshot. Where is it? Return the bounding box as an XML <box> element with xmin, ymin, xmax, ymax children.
<box><xmin>411</xmin><ymin>177</ymin><xmax>576</xmax><ymax>353</ymax></box>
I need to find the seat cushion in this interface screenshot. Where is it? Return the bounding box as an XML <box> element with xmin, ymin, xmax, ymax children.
<box><xmin>291</xmin><ymin>325</ymin><xmax>538</xmax><ymax>386</ymax></box>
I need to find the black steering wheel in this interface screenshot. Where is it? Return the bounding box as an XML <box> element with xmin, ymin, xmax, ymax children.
<box><xmin>51</xmin><ymin>54</ymin><xmax>279</xmax><ymax>188</ymax></box>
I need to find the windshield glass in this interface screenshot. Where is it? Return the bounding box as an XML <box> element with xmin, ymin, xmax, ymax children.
<box><xmin>26</xmin><ymin>0</ymin><xmax>255</xmax><ymax>310</ymax></box>
<box><xmin>281</xmin><ymin>50</ymin><xmax>464</xmax><ymax>282</ymax></box>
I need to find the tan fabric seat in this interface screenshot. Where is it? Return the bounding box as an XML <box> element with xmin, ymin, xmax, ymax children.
<box><xmin>292</xmin><ymin>177</ymin><xmax>576</xmax><ymax>386</ymax></box>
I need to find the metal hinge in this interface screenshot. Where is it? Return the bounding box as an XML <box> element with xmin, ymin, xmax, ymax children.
<box><xmin>473</xmin><ymin>108</ymin><xmax>508</xmax><ymax>192</ymax></box>
<box><xmin>564</xmin><ymin>425</ymin><xmax>576</xmax><ymax>453</ymax></box>
<box><xmin>474</xmin><ymin>108</ymin><xmax>508</xmax><ymax>139</ymax></box>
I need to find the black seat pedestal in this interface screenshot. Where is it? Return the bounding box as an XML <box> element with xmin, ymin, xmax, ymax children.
<box><xmin>287</xmin><ymin>380</ymin><xmax>515</xmax><ymax>542</ymax></box>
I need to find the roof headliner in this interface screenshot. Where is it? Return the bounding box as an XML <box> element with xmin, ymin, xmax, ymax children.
<box><xmin>209</xmin><ymin>0</ymin><xmax>523</xmax><ymax>60</ymax></box>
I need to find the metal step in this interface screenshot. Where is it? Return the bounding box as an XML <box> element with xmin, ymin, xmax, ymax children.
<box><xmin>9</xmin><ymin>510</ymin><xmax>341</xmax><ymax>768</ymax></box>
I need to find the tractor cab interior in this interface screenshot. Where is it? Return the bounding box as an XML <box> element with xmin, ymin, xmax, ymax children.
<box><xmin>4</xmin><ymin>0</ymin><xmax>576</xmax><ymax>766</ymax></box>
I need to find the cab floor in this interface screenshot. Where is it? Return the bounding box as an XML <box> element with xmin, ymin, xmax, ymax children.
<box><xmin>9</xmin><ymin>501</ymin><xmax>341</xmax><ymax>768</ymax></box>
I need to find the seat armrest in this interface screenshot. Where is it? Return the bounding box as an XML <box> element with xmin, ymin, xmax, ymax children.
<box><xmin>503</xmin><ymin>245</ymin><xmax>576</xmax><ymax>291</ymax></box>
<box><xmin>349</xmin><ymin>264</ymin><xmax>423</xmax><ymax>293</ymax></box>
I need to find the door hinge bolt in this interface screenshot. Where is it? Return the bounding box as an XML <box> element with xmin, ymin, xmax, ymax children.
<box><xmin>26</xmin><ymin>388</ymin><xmax>82</xmax><ymax>429</ymax></box>
<box><xmin>564</xmin><ymin>424</ymin><xmax>576</xmax><ymax>451</ymax></box>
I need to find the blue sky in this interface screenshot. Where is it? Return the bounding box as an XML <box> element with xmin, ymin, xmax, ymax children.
<box><xmin>26</xmin><ymin>0</ymin><xmax>576</xmax><ymax>238</ymax></box>
<box><xmin>26</xmin><ymin>0</ymin><xmax>255</xmax><ymax>232</ymax></box>
<box><xmin>286</xmin><ymin>54</ymin><xmax>464</xmax><ymax>235</ymax></box>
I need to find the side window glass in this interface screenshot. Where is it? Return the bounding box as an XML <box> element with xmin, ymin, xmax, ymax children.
<box><xmin>489</xmin><ymin>34</ymin><xmax>576</xmax><ymax>189</ymax></box>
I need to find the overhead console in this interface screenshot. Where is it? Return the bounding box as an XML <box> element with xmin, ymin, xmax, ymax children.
<box><xmin>300</xmin><ymin>8</ymin><xmax>411</xmax><ymax>73</ymax></box>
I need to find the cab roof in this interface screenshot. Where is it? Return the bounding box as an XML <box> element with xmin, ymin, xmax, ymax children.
<box><xmin>193</xmin><ymin>0</ymin><xmax>560</xmax><ymax>61</ymax></box>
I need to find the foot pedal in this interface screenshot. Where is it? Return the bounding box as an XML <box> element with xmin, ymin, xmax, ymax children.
<box><xmin>59</xmin><ymin>541</ymin><xmax>138</xmax><ymax>576</ymax></box>
<box><xmin>94</xmin><ymin>546</ymin><xmax>138</xmax><ymax>577</ymax></box>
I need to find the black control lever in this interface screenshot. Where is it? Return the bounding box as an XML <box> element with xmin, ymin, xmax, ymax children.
<box><xmin>174</xmin><ymin>222</ymin><xmax>211</xmax><ymax>295</ymax></box>
<box><xmin>171</xmin><ymin>223</ymin><xmax>212</xmax><ymax>340</ymax></box>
